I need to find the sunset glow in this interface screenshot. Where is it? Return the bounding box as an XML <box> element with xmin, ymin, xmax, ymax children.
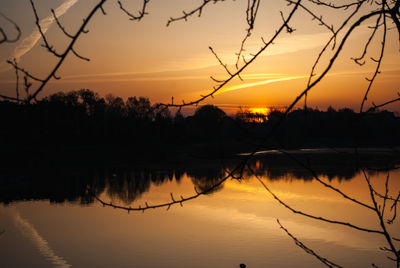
<box><xmin>249</xmin><ymin>107</ymin><xmax>271</xmax><ymax>116</ymax></box>
<box><xmin>1</xmin><ymin>1</ymin><xmax>400</xmax><ymax>267</ymax></box>
<box><xmin>0</xmin><ymin>0</ymin><xmax>399</xmax><ymax>112</ymax></box>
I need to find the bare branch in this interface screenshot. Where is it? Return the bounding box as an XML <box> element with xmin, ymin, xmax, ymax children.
<box><xmin>90</xmin><ymin>172</ymin><xmax>227</xmax><ymax>212</ymax></box>
<box><xmin>277</xmin><ymin>219</ymin><xmax>343</xmax><ymax>268</ymax></box>
<box><xmin>306</xmin><ymin>2</ymin><xmax>363</xmax><ymax>89</ymax></box>
<box><xmin>0</xmin><ymin>12</ymin><xmax>21</xmax><ymax>44</ymax></box>
<box><xmin>6</xmin><ymin>60</ymin><xmax>44</xmax><ymax>83</ymax></box>
<box><xmin>166</xmin><ymin>0</ymin><xmax>225</xmax><ymax>27</ymax></box>
<box><xmin>360</xmin><ymin>3</ymin><xmax>387</xmax><ymax>113</ymax></box>
<box><xmin>30</xmin><ymin>0</ymin><xmax>63</xmax><ymax>58</ymax></box>
<box><xmin>28</xmin><ymin>0</ymin><xmax>108</xmax><ymax>101</ymax></box>
<box><xmin>363</xmin><ymin>95</ymin><xmax>400</xmax><ymax>114</ymax></box>
<box><xmin>277</xmin><ymin>149</ymin><xmax>376</xmax><ymax>211</ymax></box>
<box><xmin>388</xmin><ymin>191</ymin><xmax>400</xmax><ymax>224</ymax></box>
<box><xmin>253</xmin><ymin>169</ymin><xmax>383</xmax><ymax>235</ymax></box>
<box><xmin>209</xmin><ymin>46</ymin><xmax>233</xmax><ymax>76</ymax></box>
<box><xmin>234</xmin><ymin>0</ymin><xmax>261</xmax><ymax>68</ymax></box>
<box><xmin>51</xmin><ymin>8</ymin><xmax>74</xmax><ymax>39</ymax></box>
<box><xmin>161</xmin><ymin>0</ymin><xmax>303</xmax><ymax>108</ymax></box>
<box><xmin>71</xmin><ymin>47</ymin><xmax>90</xmax><ymax>61</ymax></box>
<box><xmin>362</xmin><ymin>169</ymin><xmax>399</xmax><ymax>262</ymax></box>
<box><xmin>306</xmin><ymin>0</ymin><xmax>366</xmax><ymax>9</ymax></box>
<box><xmin>118</xmin><ymin>0</ymin><xmax>150</xmax><ymax>21</ymax></box>
<box><xmin>351</xmin><ymin>14</ymin><xmax>383</xmax><ymax>66</ymax></box>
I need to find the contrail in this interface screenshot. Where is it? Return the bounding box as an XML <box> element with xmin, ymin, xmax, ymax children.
<box><xmin>13</xmin><ymin>210</ymin><xmax>71</xmax><ymax>268</ymax></box>
<box><xmin>0</xmin><ymin>0</ymin><xmax>79</xmax><ymax>72</ymax></box>
<box><xmin>215</xmin><ymin>75</ymin><xmax>307</xmax><ymax>95</ymax></box>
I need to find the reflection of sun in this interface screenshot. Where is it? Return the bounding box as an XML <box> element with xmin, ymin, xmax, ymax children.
<box><xmin>249</xmin><ymin>107</ymin><xmax>271</xmax><ymax>115</ymax></box>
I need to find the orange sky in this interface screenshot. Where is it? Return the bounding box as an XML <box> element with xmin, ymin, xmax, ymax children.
<box><xmin>0</xmin><ymin>0</ymin><xmax>399</xmax><ymax>113</ymax></box>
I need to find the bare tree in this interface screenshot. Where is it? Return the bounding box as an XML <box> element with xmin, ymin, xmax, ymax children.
<box><xmin>154</xmin><ymin>0</ymin><xmax>400</xmax><ymax>114</ymax></box>
<box><xmin>1</xmin><ymin>0</ymin><xmax>399</xmax><ymax>121</ymax></box>
<box><xmin>1</xmin><ymin>1</ymin><xmax>399</xmax><ymax>108</ymax></box>
<box><xmin>1</xmin><ymin>0</ymin><xmax>150</xmax><ymax>102</ymax></box>
<box><xmin>1</xmin><ymin>0</ymin><xmax>400</xmax><ymax>266</ymax></box>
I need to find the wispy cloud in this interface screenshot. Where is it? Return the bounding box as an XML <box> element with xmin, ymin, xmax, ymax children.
<box><xmin>58</xmin><ymin>71</ymin><xmax>287</xmax><ymax>83</ymax></box>
<box><xmin>0</xmin><ymin>0</ymin><xmax>79</xmax><ymax>72</ymax></box>
<box><xmin>0</xmin><ymin>71</ymin><xmax>296</xmax><ymax>84</ymax></box>
<box><xmin>61</xmin><ymin>75</ymin><xmax>207</xmax><ymax>83</ymax></box>
<box><xmin>216</xmin><ymin>75</ymin><xmax>307</xmax><ymax>95</ymax></box>
<box><xmin>63</xmin><ymin>71</ymin><xmax>285</xmax><ymax>80</ymax></box>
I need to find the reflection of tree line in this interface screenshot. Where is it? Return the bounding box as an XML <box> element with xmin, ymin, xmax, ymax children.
<box><xmin>245</xmin><ymin>152</ymin><xmax>399</xmax><ymax>182</ymax></box>
<box><xmin>1</xmin><ymin>153</ymin><xmax>398</xmax><ymax>205</ymax></box>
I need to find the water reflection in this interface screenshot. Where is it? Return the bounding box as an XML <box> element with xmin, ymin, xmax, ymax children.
<box><xmin>0</xmin><ymin>151</ymin><xmax>399</xmax><ymax>267</ymax></box>
<box><xmin>12</xmin><ymin>210</ymin><xmax>71</xmax><ymax>268</ymax></box>
<box><xmin>1</xmin><ymin>150</ymin><xmax>399</xmax><ymax>205</ymax></box>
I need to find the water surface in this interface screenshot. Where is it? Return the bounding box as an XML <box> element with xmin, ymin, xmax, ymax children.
<box><xmin>1</xmin><ymin>152</ymin><xmax>399</xmax><ymax>267</ymax></box>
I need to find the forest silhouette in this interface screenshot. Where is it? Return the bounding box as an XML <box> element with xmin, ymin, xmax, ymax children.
<box><xmin>1</xmin><ymin>1</ymin><xmax>400</xmax><ymax>266</ymax></box>
<box><xmin>1</xmin><ymin>89</ymin><xmax>399</xmax><ymax>161</ymax></box>
<box><xmin>2</xmin><ymin>88</ymin><xmax>399</xmax><ymax>206</ymax></box>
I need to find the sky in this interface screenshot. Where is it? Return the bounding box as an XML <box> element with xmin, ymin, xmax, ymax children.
<box><xmin>0</xmin><ymin>0</ymin><xmax>399</xmax><ymax>113</ymax></box>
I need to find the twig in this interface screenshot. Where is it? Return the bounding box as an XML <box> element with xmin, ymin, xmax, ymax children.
<box><xmin>277</xmin><ymin>219</ymin><xmax>343</xmax><ymax>268</ymax></box>
<box><xmin>0</xmin><ymin>12</ymin><xmax>21</xmax><ymax>44</ymax></box>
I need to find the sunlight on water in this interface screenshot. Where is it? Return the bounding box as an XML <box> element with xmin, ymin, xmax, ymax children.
<box><xmin>0</xmin><ymin>157</ymin><xmax>399</xmax><ymax>267</ymax></box>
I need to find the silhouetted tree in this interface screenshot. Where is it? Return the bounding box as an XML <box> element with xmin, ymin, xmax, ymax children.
<box><xmin>1</xmin><ymin>1</ymin><xmax>400</xmax><ymax>267</ymax></box>
<box><xmin>126</xmin><ymin>97</ymin><xmax>153</xmax><ymax>121</ymax></box>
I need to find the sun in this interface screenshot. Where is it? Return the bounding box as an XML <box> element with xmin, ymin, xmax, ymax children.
<box><xmin>237</xmin><ymin>107</ymin><xmax>286</xmax><ymax>123</ymax></box>
<box><xmin>249</xmin><ymin>107</ymin><xmax>271</xmax><ymax>116</ymax></box>
<box><xmin>236</xmin><ymin>107</ymin><xmax>271</xmax><ymax>123</ymax></box>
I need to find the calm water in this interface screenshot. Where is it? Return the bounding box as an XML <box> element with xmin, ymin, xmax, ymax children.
<box><xmin>1</xmin><ymin>151</ymin><xmax>399</xmax><ymax>267</ymax></box>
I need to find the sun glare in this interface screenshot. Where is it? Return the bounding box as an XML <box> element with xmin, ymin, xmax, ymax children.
<box><xmin>237</xmin><ymin>107</ymin><xmax>272</xmax><ymax>123</ymax></box>
<box><xmin>249</xmin><ymin>107</ymin><xmax>271</xmax><ymax>115</ymax></box>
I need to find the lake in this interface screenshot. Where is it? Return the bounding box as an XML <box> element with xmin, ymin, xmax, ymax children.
<box><xmin>1</xmin><ymin>149</ymin><xmax>399</xmax><ymax>267</ymax></box>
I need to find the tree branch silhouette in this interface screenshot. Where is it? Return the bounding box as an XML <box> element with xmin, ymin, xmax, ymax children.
<box><xmin>118</xmin><ymin>0</ymin><xmax>150</xmax><ymax>21</ymax></box>
<box><xmin>277</xmin><ymin>219</ymin><xmax>343</xmax><ymax>268</ymax></box>
<box><xmin>360</xmin><ymin>1</ymin><xmax>387</xmax><ymax>113</ymax></box>
<box><xmin>253</xmin><ymin>170</ymin><xmax>383</xmax><ymax>235</ymax></box>
<box><xmin>0</xmin><ymin>12</ymin><xmax>21</xmax><ymax>45</ymax></box>
<box><xmin>161</xmin><ymin>0</ymin><xmax>302</xmax><ymax>107</ymax></box>
<box><xmin>1</xmin><ymin>1</ymin><xmax>400</xmax><ymax>265</ymax></box>
<box><xmin>1</xmin><ymin>0</ymin><xmax>151</xmax><ymax>103</ymax></box>
<box><xmin>89</xmin><ymin>171</ymin><xmax>232</xmax><ymax>212</ymax></box>
<box><xmin>161</xmin><ymin>0</ymin><xmax>399</xmax><ymax>119</ymax></box>
<box><xmin>166</xmin><ymin>0</ymin><xmax>226</xmax><ymax>27</ymax></box>
<box><xmin>234</xmin><ymin>0</ymin><xmax>261</xmax><ymax>68</ymax></box>
<box><xmin>252</xmin><ymin>158</ymin><xmax>400</xmax><ymax>266</ymax></box>
<box><xmin>362</xmin><ymin>168</ymin><xmax>400</xmax><ymax>265</ymax></box>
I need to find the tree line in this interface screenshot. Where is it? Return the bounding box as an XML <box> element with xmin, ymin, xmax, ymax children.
<box><xmin>1</xmin><ymin>89</ymin><xmax>399</xmax><ymax>156</ymax></box>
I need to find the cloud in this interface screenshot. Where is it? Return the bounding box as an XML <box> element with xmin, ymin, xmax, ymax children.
<box><xmin>216</xmin><ymin>75</ymin><xmax>307</xmax><ymax>95</ymax></box>
<box><xmin>57</xmin><ymin>71</ymin><xmax>287</xmax><ymax>83</ymax></box>
<box><xmin>0</xmin><ymin>0</ymin><xmax>79</xmax><ymax>72</ymax></box>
